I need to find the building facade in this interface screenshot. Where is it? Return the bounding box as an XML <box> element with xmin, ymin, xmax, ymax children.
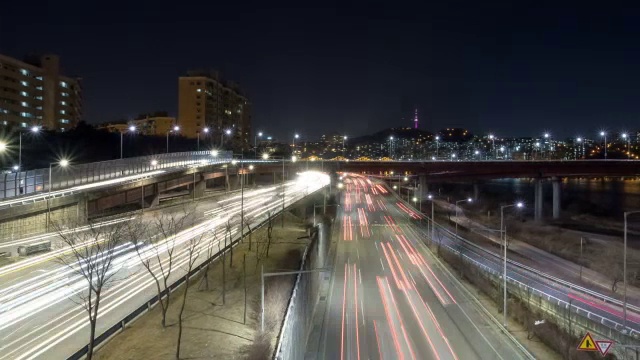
<box><xmin>178</xmin><ymin>70</ymin><xmax>251</xmax><ymax>147</ymax></box>
<box><xmin>0</xmin><ymin>54</ymin><xmax>82</xmax><ymax>131</ymax></box>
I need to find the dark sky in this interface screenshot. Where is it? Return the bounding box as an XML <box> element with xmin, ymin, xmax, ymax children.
<box><xmin>2</xmin><ymin>1</ymin><xmax>640</xmax><ymax>140</ymax></box>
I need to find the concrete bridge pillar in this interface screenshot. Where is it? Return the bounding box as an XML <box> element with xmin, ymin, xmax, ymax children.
<box><xmin>76</xmin><ymin>194</ymin><xmax>88</xmax><ymax>224</ymax></box>
<box><xmin>552</xmin><ymin>177</ymin><xmax>562</xmax><ymax>219</ymax></box>
<box><xmin>534</xmin><ymin>179</ymin><xmax>544</xmax><ymax>221</ymax></box>
<box><xmin>192</xmin><ymin>178</ymin><xmax>206</xmax><ymax>199</ymax></box>
<box><xmin>419</xmin><ymin>175</ymin><xmax>427</xmax><ymax>201</ymax></box>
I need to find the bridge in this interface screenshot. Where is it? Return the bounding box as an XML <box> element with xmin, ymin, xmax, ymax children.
<box><xmin>2</xmin><ymin>157</ymin><xmax>638</xmax><ymax>235</ymax></box>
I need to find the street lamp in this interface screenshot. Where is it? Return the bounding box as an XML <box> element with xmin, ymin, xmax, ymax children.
<box><xmin>622</xmin><ymin>133</ymin><xmax>631</xmax><ymax>159</ymax></box>
<box><xmin>543</xmin><ymin>133</ymin><xmax>551</xmax><ymax>159</ymax></box>
<box><xmin>451</xmin><ymin>153</ymin><xmax>456</xmax><ymax>161</ymax></box>
<box><xmin>49</xmin><ymin>159</ymin><xmax>70</xmax><ymax>194</ymax></box>
<box><xmin>389</xmin><ymin>136</ymin><xmax>395</xmax><ymax>159</ymax></box>
<box><xmin>500</xmin><ymin>201</ymin><xmax>524</xmax><ymax>328</ymax></box>
<box><xmin>489</xmin><ymin>134</ymin><xmax>495</xmax><ymax>158</ymax></box>
<box><xmin>454</xmin><ymin>198</ymin><xmax>472</xmax><ymax>236</ymax></box>
<box><xmin>576</xmin><ymin>137</ymin><xmax>584</xmax><ymax>160</ymax></box>
<box><xmin>254</xmin><ymin>131</ymin><xmax>263</xmax><ymax>158</ymax></box>
<box><xmin>435</xmin><ymin>135</ymin><xmax>440</xmax><ymax>160</ymax></box>
<box><xmin>0</xmin><ymin>141</ymin><xmax>6</xmax><ymax>152</ymax></box>
<box><xmin>262</xmin><ymin>152</ymin><xmax>269</xmax><ymax>160</ymax></box>
<box><xmin>166</xmin><ymin>125</ymin><xmax>180</xmax><ymax>153</ymax></box>
<box><xmin>121</xmin><ymin>125</ymin><xmax>136</xmax><ymax>159</ymax></box>
<box><xmin>221</xmin><ymin>129</ymin><xmax>232</xmax><ymax>148</ymax></box>
<box><xmin>342</xmin><ymin>135</ymin><xmax>347</xmax><ymax>157</ymax></box>
<box><xmin>197</xmin><ymin>127</ymin><xmax>209</xmax><ymax>151</ymax></box>
<box><xmin>474</xmin><ymin>150</ymin><xmax>480</xmax><ymax>160</ymax></box>
<box><xmin>600</xmin><ymin>131</ymin><xmax>607</xmax><ymax>159</ymax></box>
<box><xmin>623</xmin><ymin>211</ymin><xmax>640</xmax><ymax>331</ymax></box>
<box><xmin>151</xmin><ymin>159</ymin><xmax>158</xmax><ymax>166</ymax></box>
<box><xmin>16</xmin><ymin>126</ymin><xmax>41</xmax><ymax>194</ymax></box>
<box><xmin>211</xmin><ymin>149</ymin><xmax>219</xmax><ymax>157</ymax></box>
<box><xmin>292</xmin><ymin>133</ymin><xmax>300</xmax><ymax>152</ymax></box>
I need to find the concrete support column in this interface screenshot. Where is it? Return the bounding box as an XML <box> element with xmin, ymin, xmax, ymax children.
<box><xmin>419</xmin><ymin>174</ymin><xmax>427</xmax><ymax>201</ymax></box>
<box><xmin>193</xmin><ymin>179</ymin><xmax>206</xmax><ymax>198</ymax></box>
<box><xmin>473</xmin><ymin>182</ymin><xmax>480</xmax><ymax>201</ymax></box>
<box><xmin>317</xmin><ymin>219</ymin><xmax>329</xmax><ymax>267</ymax></box>
<box><xmin>534</xmin><ymin>179</ymin><xmax>544</xmax><ymax>221</ymax></box>
<box><xmin>552</xmin><ymin>176</ymin><xmax>561</xmax><ymax>219</ymax></box>
<box><xmin>76</xmin><ymin>194</ymin><xmax>88</xmax><ymax>224</ymax></box>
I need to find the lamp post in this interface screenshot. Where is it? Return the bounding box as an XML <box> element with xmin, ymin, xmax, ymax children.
<box><xmin>292</xmin><ymin>133</ymin><xmax>299</xmax><ymax>153</ymax></box>
<box><xmin>197</xmin><ymin>127</ymin><xmax>209</xmax><ymax>151</ymax></box>
<box><xmin>600</xmin><ymin>131</ymin><xmax>607</xmax><ymax>159</ymax></box>
<box><xmin>49</xmin><ymin>159</ymin><xmax>70</xmax><ymax>194</ymax></box>
<box><xmin>543</xmin><ymin>133</ymin><xmax>550</xmax><ymax>160</ymax></box>
<box><xmin>576</xmin><ymin>137</ymin><xmax>583</xmax><ymax>160</ymax></box>
<box><xmin>166</xmin><ymin>125</ymin><xmax>179</xmax><ymax>153</ymax></box>
<box><xmin>342</xmin><ymin>135</ymin><xmax>347</xmax><ymax>157</ymax></box>
<box><xmin>500</xmin><ymin>201</ymin><xmax>524</xmax><ymax>328</ymax></box>
<box><xmin>16</xmin><ymin>126</ymin><xmax>40</xmax><ymax>195</ymax></box>
<box><xmin>454</xmin><ymin>198</ymin><xmax>472</xmax><ymax>236</ymax></box>
<box><xmin>622</xmin><ymin>133</ymin><xmax>631</xmax><ymax>159</ymax></box>
<box><xmin>263</xmin><ymin>153</ymin><xmax>289</xmax><ymax>228</ymax></box>
<box><xmin>435</xmin><ymin>136</ymin><xmax>440</xmax><ymax>160</ymax></box>
<box><xmin>623</xmin><ymin>211</ymin><xmax>640</xmax><ymax>331</ymax></box>
<box><xmin>121</xmin><ymin>125</ymin><xmax>136</xmax><ymax>159</ymax></box>
<box><xmin>221</xmin><ymin>129</ymin><xmax>232</xmax><ymax>148</ymax></box>
<box><xmin>489</xmin><ymin>134</ymin><xmax>495</xmax><ymax>159</ymax></box>
<box><xmin>254</xmin><ymin>131</ymin><xmax>263</xmax><ymax>158</ymax></box>
<box><xmin>474</xmin><ymin>149</ymin><xmax>480</xmax><ymax>160</ymax></box>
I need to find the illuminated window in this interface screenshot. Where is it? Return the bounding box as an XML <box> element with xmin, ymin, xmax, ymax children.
<box><xmin>35</xmin><ymin>96</ymin><xmax>43</xmax><ymax>100</ymax></box>
<box><xmin>60</xmin><ymin>101</ymin><xmax>67</xmax><ymax>106</ymax></box>
<box><xmin>60</xmin><ymin>81</ymin><xmax>68</xmax><ymax>88</ymax></box>
<box><xmin>60</xmin><ymin>119</ymin><xmax>70</xmax><ymax>124</ymax></box>
<box><xmin>61</xmin><ymin>92</ymin><xmax>69</xmax><ymax>97</ymax></box>
<box><xmin>20</xmin><ymin>69</ymin><xmax>29</xmax><ymax>76</ymax></box>
<box><xmin>20</xmin><ymin>112</ymin><xmax>31</xmax><ymax>118</ymax></box>
<box><xmin>20</xmin><ymin>81</ymin><xmax>28</xmax><ymax>86</ymax></box>
<box><xmin>20</xmin><ymin>91</ymin><xmax>28</xmax><ymax>97</ymax></box>
<box><xmin>21</xmin><ymin>102</ymin><xmax>28</xmax><ymax>107</ymax></box>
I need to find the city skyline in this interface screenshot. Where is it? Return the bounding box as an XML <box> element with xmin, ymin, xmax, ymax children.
<box><xmin>2</xmin><ymin>2</ymin><xmax>640</xmax><ymax>139</ymax></box>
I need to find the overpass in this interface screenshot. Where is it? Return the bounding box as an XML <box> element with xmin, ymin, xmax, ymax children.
<box><xmin>2</xmin><ymin>157</ymin><xmax>638</xmax><ymax>237</ymax></box>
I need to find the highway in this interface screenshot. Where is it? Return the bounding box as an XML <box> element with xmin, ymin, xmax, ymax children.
<box><xmin>0</xmin><ymin>171</ymin><xmax>329</xmax><ymax>360</ymax></box>
<box><xmin>317</xmin><ymin>174</ymin><xmax>532</xmax><ymax>360</ymax></box>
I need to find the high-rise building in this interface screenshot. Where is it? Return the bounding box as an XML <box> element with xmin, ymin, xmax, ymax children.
<box><xmin>413</xmin><ymin>108</ymin><xmax>419</xmax><ymax>129</ymax></box>
<box><xmin>178</xmin><ymin>70</ymin><xmax>251</xmax><ymax>146</ymax></box>
<box><xmin>0</xmin><ymin>53</ymin><xmax>82</xmax><ymax>131</ymax></box>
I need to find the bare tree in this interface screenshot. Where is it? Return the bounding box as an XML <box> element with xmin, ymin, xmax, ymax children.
<box><xmin>243</xmin><ymin>213</ymin><xmax>256</xmax><ymax>251</ymax></box>
<box><xmin>130</xmin><ymin>208</ymin><xmax>192</xmax><ymax>327</ymax></box>
<box><xmin>54</xmin><ymin>217</ymin><xmax>129</xmax><ymax>360</ymax></box>
<box><xmin>176</xmin><ymin>231</ymin><xmax>204</xmax><ymax>359</ymax></box>
<box><xmin>198</xmin><ymin>231</ymin><xmax>219</xmax><ymax>291</ymax></box>
<box><xmin>224</xmin><ymin>218</ymin><xmax>235</xmax><ymax>267</ymax></box>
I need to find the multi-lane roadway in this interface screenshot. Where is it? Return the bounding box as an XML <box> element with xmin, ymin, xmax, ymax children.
<box><xmin>0</xmin><ymin>171</ymin><xmax>329</xmax><ymax>360</ymax></box>
<box><xmin>317</xmin><ymin>174</ymin><xmax>532</xmax><ymax>359</ymax></box>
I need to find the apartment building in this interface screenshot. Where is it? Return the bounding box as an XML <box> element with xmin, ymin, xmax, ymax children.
<box><xmin>178</xmin><ymin>70</ymin><xmax>251</xmax><ymax>147</ymax></box>
<box><xmin>0</xmin><ymin>53</ymin><xmax>82</xmax><ymax>131</ymax></box>
<box><xmin>98</xmin><ymin>116</ymin><xmax>176</xmax><ymax>136</ymax></box>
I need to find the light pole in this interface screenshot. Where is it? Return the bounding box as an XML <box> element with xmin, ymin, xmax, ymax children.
<box><xmin>427</xmin><ymin>195</ymin><xmax>436</xmax><ymax>241</ymax></box>
<box><xmin>263</xmin><ymin>153</ymin><xmax>289</xmax><ymax>228</ymax></box>
<box><xmin>622</xmin><ymin>133</ymin><xmax>631</xmax><ymax>159</ymax></box>
<box><xmin>600</xmin><ymin>131</ymin><xmax>607</xmax><ymax>159</ymax></box>
<box><xmin>389</xmin><ymin>136</ymin><xmax>395</xmax><ymax>159</ymax></box>
<box><xmin>197</xmin><ymin>127</ymin><xmax>209</xmax><ymax>151</ymax></box>
<box><xmin>435</xmin><ymin>135</ymin><xmax>440</xmax><ymax>160</ymax></box>
<box><xmin>49</xmin><ymin>159</ymin><xmax>70</xmax><ymax>194</ymax></box>
<box><xmin>254</xmin><ymin>131</ymin><xmax>263</xmax><ymax>158</ymax></box>
<box><xmin>489</xmin><ymin>134</ymin><xmax>495</xmax><ymax>159</ymax></box>
<box><xmin>500</xmin><ymin>201</ymin><xmax>524</xmax><ymax>328</ymax></box>
<box><xmin>623</xmin><ymin>211</ymin><xmax>640</xmax><ymax>331</ymax></box>
<box><xmin>543</xmin><ymin>133</ymin><xmax>550</xmax><ymax>160</ymax></box>
<box><xmin>16</xmin><ymin>126</ymin><xmax>40</xmax><ymax>195</ymax></box>
<box><xmin>121</xmin><ymin>125</ymin><xmax>136</xmax><ymax>159</ymax></box>
<box><xmin>166</xmin><ymin>125</ymin><xmax>179</xmax><ymax>153</ymax></box>
<box><xmin>342</xmin><ymin>135</ymin><xmax>347</xmax><ymax>157</ymax></box>
<box><xmin>576</xmin><ymin>137</ymin><xmax>584</xmax><ymax>160</ymax></box>
<box><xmin>221</xmin><ymin>129</ymin><xmax>232</xmax><ymax>148</ymax></box>
<box><xmin>292</xmin><ymin>133</ymin><xmax>299</xmax><ymax>153</ymax></box>
<box><xmin>474</xmin><ymin>149</ymin><xmax>480</xmax><ymax>160</ymax></box>
<box><xmin>454</xmin><ymin>198</ymin><xmax>472</xmax><ymax>237</ymax></box>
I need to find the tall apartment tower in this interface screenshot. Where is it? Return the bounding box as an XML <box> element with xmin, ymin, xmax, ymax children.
<box><xmin>413</xmin><ymin>108</ymin><xmax>419</xmax><ymax>129</ymax></box>
<box><xmin>0</xmin><ymin>53</ymin><xmax>82</xmax><ymax>131</ymax></box>
<box><xmin>178</xmin><ymin>70</ymin><xmax>251</xmax><ymax>147</ymax></box>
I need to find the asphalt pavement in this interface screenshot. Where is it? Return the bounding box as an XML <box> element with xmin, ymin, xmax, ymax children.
<box><xmin>315</xmin><ymin>174</ymin><xmax>531</xmax><ymax>360</ymax></box>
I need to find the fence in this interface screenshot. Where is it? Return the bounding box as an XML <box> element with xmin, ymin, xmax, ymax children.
<box><xmin>273</xmin><ymin>217</ymin><xmax>328</xmax><ymax>360</ymax></box>
<box><xmin>0</xmin><ymin>150</ymin><xmax>232</xmax><ymax>200</ymax></box>
<box><xmin>424</xmin><ymin>220</ymin><xmax>640</xmax><ymax>359</ymax></box>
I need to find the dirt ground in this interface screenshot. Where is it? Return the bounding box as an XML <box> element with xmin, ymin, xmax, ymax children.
<box><xmin>95</xmin><ymin>212</ymin><xmax>310</xmax><ymax>360</ymax></box>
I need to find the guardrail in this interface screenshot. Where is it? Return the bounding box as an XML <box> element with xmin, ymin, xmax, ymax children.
<box><xmin>0</xmin><ymin>151</ymin><xmax>232</xmax><ymax>200</ymax></box>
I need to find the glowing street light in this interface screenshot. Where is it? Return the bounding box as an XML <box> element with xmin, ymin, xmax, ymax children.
<box><xmin>488</xmin><ymin>134</ymin><xmax>496</xmax><ymax>159</ymax></box>
<box><xmin>254</xmin><ymin>131</ymin><xmax>263</xmax><ymax>158</ymax></box>
<box><xmin>454</xmin><ymin>198</ymin><xmax>472</xmax><ymax>236</ymax></box>
<box><xmin>151</xmin><ymin>159</ymin><xmax>158</xmax><ymax>166</ymax></box>
<box><xmin>291</xmin><ymin>155</ymin><xmax>298</xmax><ymax>162</ymax></box>
<box><xmin>249</xmin><ymin>164</ymin><xmax>254</xmax><ymax>170</ymax></box>
<box><xmin>197</xmin><ymin>127</ymin><xmax>210</xmax><ymax>151</ymax></box>
<box><xmin>262</xmin><ymin>153</ymin><xmax>269</xmax><ymax>160</ymax></box>
<box><xmin>600</xmin><ymin>131</ymin><xmax>608</xmax><ymax>159</ymax></box>
<box><xmin>49</xmin><ymin>159</ymin><xmax>70</xmax><ymax>194</ymax></box>
<box><xmin>622</xmin><ymin>133</ymin><xmax>631</xmax><ymax>159</ymax></box>
<box><xmin>166</xmin><ymin>125</ymin><xmax>180</xmax><ymax>153</ymax></box>
<box><xmin>500</xmin><ymin>201</ymin><xmax>524</xmax><ymax>328</ymax></box>
<box><xmin>211</xmin><ymin>150</ymin><xmax>219</xmax><ymax>157</ymax></box>
<box><xmin>121</xmin><ymin>125</ymin><xmax>136</xmax><ymax>159</ymax></box>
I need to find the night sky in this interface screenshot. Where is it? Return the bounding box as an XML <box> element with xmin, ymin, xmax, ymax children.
<box><xmin>2</xmin><ymin>2</ymin><xmax>639</xmax><ymax>140</ymax></box>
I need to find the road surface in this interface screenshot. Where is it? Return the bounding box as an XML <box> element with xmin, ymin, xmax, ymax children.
<box><xmin>316</xmin><ymin>174</ymin><xmax>531</xmax><ymax>359</ymax></box>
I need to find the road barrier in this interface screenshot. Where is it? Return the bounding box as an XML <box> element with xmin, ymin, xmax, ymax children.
<box><xmin>66</xmin><ymin>183</ymin><xmax>328</xmax><ymax>360</ymax></box>
<box><xmin>0</xmin><ymin>150</ymin><xmax>232</xmax><ymax>200</ymax></box>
